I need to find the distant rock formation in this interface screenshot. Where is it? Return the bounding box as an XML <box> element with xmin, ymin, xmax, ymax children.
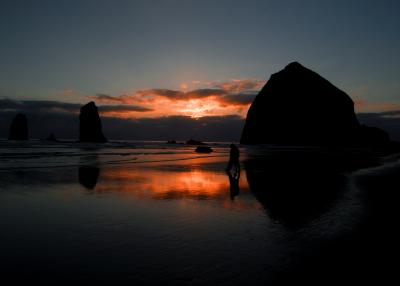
<box><xmin>8</xmin><ymin>113</ymin><xmax>28</xmax><ymax>140</ymax></box>
<box><xmin>241</xmin><ymin>62</ymin><xmax>364</xmax><ymax>146</ymax></box>
<box><xmin>195</xmin><ymin>146</ymin><xmax>213</xmax><ymax>153</ymax></box>
<box><xmin>79</xmin><ymin>102</ymin><xmax>107</xmax><ymax>143</ymax></box>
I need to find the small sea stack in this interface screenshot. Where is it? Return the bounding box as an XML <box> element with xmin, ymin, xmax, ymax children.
<box><xmin>8</xmin><ymin>113</ymin><xmax>28</xmax><ymax>140</ymax></box>
<box><xmin>79</xmin><ymin>102</ymin><xmax>107</xmax><ymax>143</ymax></box>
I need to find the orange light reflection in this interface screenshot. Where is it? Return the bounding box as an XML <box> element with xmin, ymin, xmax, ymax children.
<box><xmin>91</xmin><ymin>165</ymin><xmax>259</xmax><ymax>210</ymax></box>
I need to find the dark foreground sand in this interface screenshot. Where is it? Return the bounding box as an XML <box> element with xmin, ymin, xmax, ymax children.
<box><xmin>271</xmin><ymin>155</ymin><xmax>400</xmax><ymax>284</ymax></box>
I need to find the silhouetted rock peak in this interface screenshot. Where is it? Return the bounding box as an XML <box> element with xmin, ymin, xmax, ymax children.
<box><xmin>284</xmin><ymin>61</ymin><xmax>304</xmax><ymax>70</ymax></box>
<box><xmin>79</xmin><ymin>102</ymin><xmax>107</xmax><ymax>143</ymax></box>
<box><xmin>8</xmin><ymin>113</ymin><xmax>28</xmax><ymax>140</ymax></box>
<box><xmin>240</xmin><ymin>62</ymin><xmax>362</xmax><ymax>145</ymax></box>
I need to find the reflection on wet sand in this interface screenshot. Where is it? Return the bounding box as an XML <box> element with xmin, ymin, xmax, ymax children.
<box><xmin>244</xmin><ymin>151</ymin><xmax>355</xmax><ymax>227</ymax></box>
<box><xmin>228</xmin><ymin>172</ymin><xmax>240</xmax><ymax>200</ymax></box>
<box><xmin>0</xmin><ymin>155</ymin><xmax>268</xmax><ymax>285</ymax></box>
<box><xmin>226</xmin><ymin>144</ymin><xmax>241</xmax><ymax>200</ymax></box>
<box><xmin>78</xmin><ymin>166</ymin><xmax>100</xmax><ymax>190</ymax></box>
<box><xmin>82</xmin><ymin>162</ymin><xmax>258</xmax><ymax>211</ymax></box>
<box><xmin>76</xmin><ymin>149</ymin><xmax>363</xmax><ymax>224</ymax></box>
<box><xmin>1</xmin><ymin>147</ymin><xmax>393</xmax><ymax>284</ymax></box>
<box><xmin>78</xmin><ymin>154</ymin><xmax>101</xmax><ymax>190</ymax></box>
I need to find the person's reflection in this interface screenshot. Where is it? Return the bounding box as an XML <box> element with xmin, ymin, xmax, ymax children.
<box><xmin>79</xmin><ymin>166</ymin><xmax>100</xmax><ymax>190</ymax></box>
<box><xmin>226</xmin><ymin>144</ymin><xmax>240</xmax><ymax>173</ymax></box>
<box><xmin>226</xmin><ymin>144</ymin><xmax>241</xmax><ymax>199</ymax></box>
<box><xmin>227</xmin><ymin>170</ymin><xmax>240</xmax><ymax>200</ymax></box>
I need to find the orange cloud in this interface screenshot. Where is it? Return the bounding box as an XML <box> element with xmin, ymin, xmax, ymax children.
<box><xmin>89</xmin><ymin>79</ymin><xmax>265</xmax><ymax>118</ymax></box>
<box><xmin>89</xmin><ymin>79</ymin><xmax>400</xmax><ymax>120</ymax></box>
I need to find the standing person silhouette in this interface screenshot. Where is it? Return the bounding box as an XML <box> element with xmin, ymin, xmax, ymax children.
<box><xmin>226</xmin><ymin>144</ymin><xmax>240</xmax><ymax>199</ymax></box>
<box><xmin>226</xmin><ymin>144</ymin><xmax>240</xmax><ymax>177</ymax></box>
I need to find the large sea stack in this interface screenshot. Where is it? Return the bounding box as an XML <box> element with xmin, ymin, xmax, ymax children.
<box><xmin>79</xmin><ymin>102</ymin><xmax>107</xmax><ymax>143</ymax></box>
<box><xmin>8</xmin><ymin>113</ymin><xmax>28</xmax><ymax>140</ymax></box>
<box><xmin>240</xmin><ymin>62</ymin><xmax>387</xmax><ymax>146</ymax></box>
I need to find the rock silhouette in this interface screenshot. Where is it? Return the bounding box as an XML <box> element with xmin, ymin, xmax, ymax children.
<box><xmin>195</xmin><ymin>146</ymin><xmax>213</xmax><ymax>153</ymax></box>
<box><xmin>79</xmin><ymin>102</ymin><xmax>107</xmax><ymax>143</ymax></box>
<box><xmin>8</xmin><ymin>113</ymin><xmax>28</xmax><ymax>140</ymax></box>
<box><xmin>241</xmin><ymin>62</ymin><xmax>363</xmax><ymax>145</ymax></box>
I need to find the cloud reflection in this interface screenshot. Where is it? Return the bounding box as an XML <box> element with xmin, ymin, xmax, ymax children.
<box><xmin>88</xmin><ymin>164</ymin><xmax>259</xmax><ymax>211</ymax></box>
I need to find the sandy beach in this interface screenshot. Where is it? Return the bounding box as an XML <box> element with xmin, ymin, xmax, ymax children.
<box><xmin>0</xmin><ymin>141</ymin><xmax>397</xmax><ymax>284</ymax></box>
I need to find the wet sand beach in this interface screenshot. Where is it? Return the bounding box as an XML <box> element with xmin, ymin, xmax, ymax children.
<box><xmin>0</xmin><ymin>141</ymin><xmax>398</xmax><ymax>285</ymax></box>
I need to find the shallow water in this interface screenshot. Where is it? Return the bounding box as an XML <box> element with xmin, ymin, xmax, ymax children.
<box><xmin>0</xmin><ymin>141</ymin><xmax>397</xmax><ymax>284</ymax></box>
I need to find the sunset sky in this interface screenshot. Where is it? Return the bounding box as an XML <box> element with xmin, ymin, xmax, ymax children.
<box><xmin>1</xmin><ymin>0</ymin><xmax>400</xmax><ymax>139</ymax></box>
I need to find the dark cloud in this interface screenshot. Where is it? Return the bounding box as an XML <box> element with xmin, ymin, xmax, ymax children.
<box><xmin>358</xmin><ymin>111</ymin><xmax>400</xmax><ymax>141</ymax></box>
<box><xmin>212</xmin><ymin>79</ymin><xmax>266</xmax><ymax>93</ymax></box>
<box><xmin>0</xmin><ymin>99</ymin><xmax>151</xmax><ymax>114</ymax></box>
<box><xmin>136</xmin><ymin>88</ymin><xmax>226</xmax><ymax>100</ymax></box>
<box><xmin>220</xmin><ymin>93</ymin><xmax>257</xmax><ymax>105</ymax></box>
<box><xmin>376</xmin><ymin>110</ymin><xmax>400</xmax><ymax>117</ymax></box>
<box><xmin>99</xmin><ymin>105</ymin><xmax>152</xmax><ymax>113</ymax></box>
<box><xmin>143</xmin><ymin>89</ymin><xmax>184</xmax><ymax>99</ymax></box>
<box><xmin>0</xmin><ymin>108</ymin><xmax>244</xmax><ymax>141</ymax></box>
<box><xmin>185</xmin><ymin>89</ymin><xmax>227</xmax><ymax>99</ymax></box>
<box><xmin>94</xmin><ymin>94</ymin><xmax>127</xmax><ymax>104</ymax></box>
<box><xmin>2</xmin><ymin>98</ymin><xmax>399</xmax><ymax>142</ymax></box>
<box><xmin>91</xmin><ymin>89</ymin><xmax>201</xmax><ymax>104</ymax></box>
<box><xmin>0</xmin><ymin>99</ymin><xmax>243</xmax><ymax>140</ymax></box>
<box><xmin>0</xmin><ymin>110</ymin><xmax>78</xmax><ymax>140</ymax></box>
<box><xmin>0</xmin><ymin>99</ymin><xmax>81</xmax><ymax>113</ymax></box>
<box><xmin>90</xmin><ymin>88</ymin><xmax>229</xmax><ymax>103</ymax></box>
<box><xmin>101</xmin><ymin>115</ymin><xmax>244</xmax><ymax>141</ymax></box>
